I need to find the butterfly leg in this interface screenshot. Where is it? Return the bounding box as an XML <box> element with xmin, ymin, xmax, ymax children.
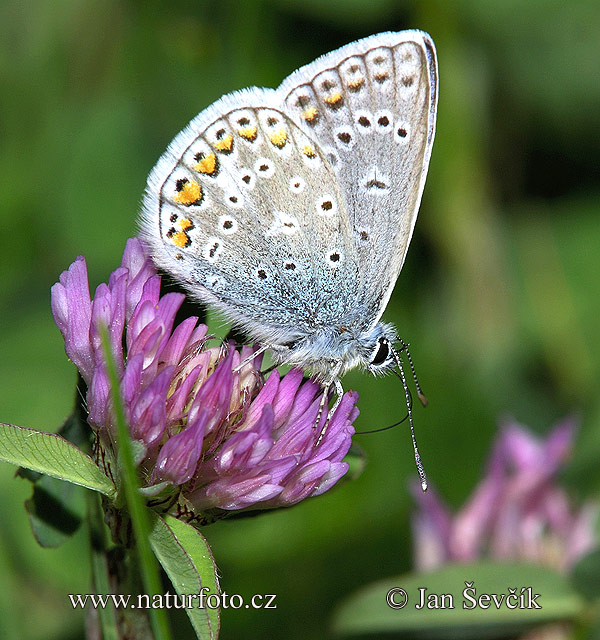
<box><xmin>232</xmin><ymin>344</ymin><xmax>270</xmax><ymax>373</ymax></box>
<box><xmin>315</xmin><ymin>367</ymin><xmax>343</xmax><ymax>446</ymax></box>
<box><xmin>331</xmin><ymin>377</ymin><xmax>344</xmax><ymax>414</ymax></box>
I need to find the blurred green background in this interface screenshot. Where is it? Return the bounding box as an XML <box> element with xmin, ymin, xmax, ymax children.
<box><xmin>1</xmin><ymin>1</ymin><xmax>599</xmax><ymax>638</ymax></box>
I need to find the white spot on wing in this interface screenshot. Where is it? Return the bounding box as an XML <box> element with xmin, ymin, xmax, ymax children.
<box><xmin>289</xmin><ymin>176</ymin><xmax>306</xmax><ymax>194</ymax></box>
<box><xmin>374</xmin><ymin>110</ymin><xmax>393</xmax><ymax>134</ymax></box>
<box><xmin>206</xmin><ymin>274</ymin><xmax>225</xmax><ymax>290</ymax></box>
<box><xmin>325</xmin><ymin>249</ymin><xmax>344</xmax><ymax>268</ymax></box>
<box><xmin>334</xmin><ymin>126</ymin><xmax>356</xmax><ymax>149</ymax></box>
<box><xmin>267</xmin><ymin>211</ymin><xmax>299</xmax><ymax>236</ymax></box>
<box><xmin>218</xmin><ymin>215</ymin><xmax>238</xmax><ymax>235</ymax></box>
<box><xmin>254</xmin><ymin>157</ymin><xmax>274</xmax><ymax>178</ymax></box>
<box><xmin>317</xmin><ymin>195</ymin><xmax>337</xmax><ymax>217</ymax></box>
<box><xmin>395</xmin><ymin>123</ymin><xmax>410</xmax><ymax>144</ymax></box>
<box><xmin>238</xmin><ymin>168</ymin><xmax>256</xmax><ymax>190</ymax></box>
<box><xmin>355</xmin><ymin>110</ymin><xmax>373</xmax><ymax>134</ymax></box>
<box><xmin>203</xmin><ymin>237</ymin><xmax>223</xmax><ymax>263</ymax></box>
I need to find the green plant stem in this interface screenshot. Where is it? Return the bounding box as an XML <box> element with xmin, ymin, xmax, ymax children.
<box><xmin>100</xmin><ymin>326</ymin><xmax>172</xmax><ymax>640</ymax></box>
<box><xmin>88</xmin><ymin>491</ymin><xmax>119</xmax><ymax>640</ymax></box>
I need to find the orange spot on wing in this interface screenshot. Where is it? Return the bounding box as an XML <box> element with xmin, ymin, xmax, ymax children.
<box><xmin>269</xmin><ymin>129</ymin><xmax>288</xmax><ymax>148</ymax></box>
<box><xmin>172</xmin><ymin>231</ymin><xmax>190</xmax><ymax>248</ymax></box>
<box><xmin>213</xmin><ymin>133</ymin><xmax>233</xmax><ymax>152</ymax></box>
<box><xmin>174</xmin><ymin>179</ymin><xmax>203</xmax><ymax>206</ymax></box>
<box><xmin>194</xmin><ymin>153</ymin><xmax>217</xmax><ymax>175</ymax></box>
<box><xmin>302</xmin><ymin>107</ymin><xmax>319</xmax><ymax>123</ymax></box>
<box><xmin>324</xmin><ymin>92</ymin><xmax>343</xmax><ymax>107</ymax></box>
<box><xmin>179</xmin><ymin>218</ymin><xmax>192</xmax><ymax>230</ymax></box>
<box><xmin>302</xmin><ymin>145</ymin><xmax>316</xmax><ymax>158</ymax></box>
<box><xmin>238</xmin><ymin>126</ymin><xmax>257</xmax><ymax>142</ymax></box>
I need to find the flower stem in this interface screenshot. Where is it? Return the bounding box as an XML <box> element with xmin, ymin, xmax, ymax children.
<box><xmin>87</xmin><ymin>491</ymin><xmax>119</xmax><ymax>640</ymax></box>
<box><xmin>100</xmin><ymin>325</ymin><xmax>172</xmax><ymax>640</ymax></box>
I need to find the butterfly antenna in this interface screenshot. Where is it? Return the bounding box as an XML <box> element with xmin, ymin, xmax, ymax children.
<box><xmin>397</xmin><ymin>338</ymin><xmax>428</xmax><ymax>407</ymax></box>
<box><xmin>391</xmin><ymin>344</ymin><xmax>428</xmax><ymax>492</ymax></box>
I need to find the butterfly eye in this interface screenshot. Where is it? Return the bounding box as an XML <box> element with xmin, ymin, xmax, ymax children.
<box><xmin>370</xmin><ymin>337</ymin><xmax>390</xmax><ymax>366</ymax></box>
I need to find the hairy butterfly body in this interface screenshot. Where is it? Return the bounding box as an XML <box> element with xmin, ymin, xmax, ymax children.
<box><xmin>140</xmin><ymin>30</ymin><xmax>438</xmax><ymax>489</ymax></box>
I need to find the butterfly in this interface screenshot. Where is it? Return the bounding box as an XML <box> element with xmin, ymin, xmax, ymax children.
<box><xmin>140</xmin><ymin>30</ymin><xmax>438</xmax><ymax>489</ymax></box>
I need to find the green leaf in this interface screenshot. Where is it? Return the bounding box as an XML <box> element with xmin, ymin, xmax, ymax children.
<box><xmin>571</xmin><ymin>547</ymin><xmax>600</xmax><ymax>601</ymax></box>
<box><xmin>24</xmin><ymin>474</ymin><xmax>86</xmax><ymax>548</ymax></box>
<box><xmin>333</xmin><ymin>562</ymin><xmax>585</xmax><ymax>639</ymax></box>
<box><xmin>0</xmin><ymin>423</ymin><xmax>115</xmax><ymax>498</ymax></box>
<box><xmin>150</xmin><ymin>513</ymin><xmax>220</xmax><ymax>639</ymax></box>
<box><xmin>17</xmin><ymin>404</ymin><xmax>91</xmax><ymax>547</ymax></box>
<box><xmin>127</xmin><ymin>438</ymin><xmax>148</xmax><ymax>468</ymax></box>
<box><xmin>139</xmin><ymin>481</ymin><xmax>172</xmax><ymax>497</ymax></box>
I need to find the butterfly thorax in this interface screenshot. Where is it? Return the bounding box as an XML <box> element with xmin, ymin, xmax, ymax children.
<box><xmin>268</xmin><ymin>321</ymin><xmax>398</xmax><ymax>381</ymax></box>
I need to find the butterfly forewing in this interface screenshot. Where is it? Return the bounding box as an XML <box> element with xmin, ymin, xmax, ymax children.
<box><xmin>279</xmin><ymin>30</ymin><xmax>437</xmax><ymax>330</ymax></box>
<box><xmin>141</xmin><ymin>89</ymin><xmax>360</xmax><ymax>345</ymax></box>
